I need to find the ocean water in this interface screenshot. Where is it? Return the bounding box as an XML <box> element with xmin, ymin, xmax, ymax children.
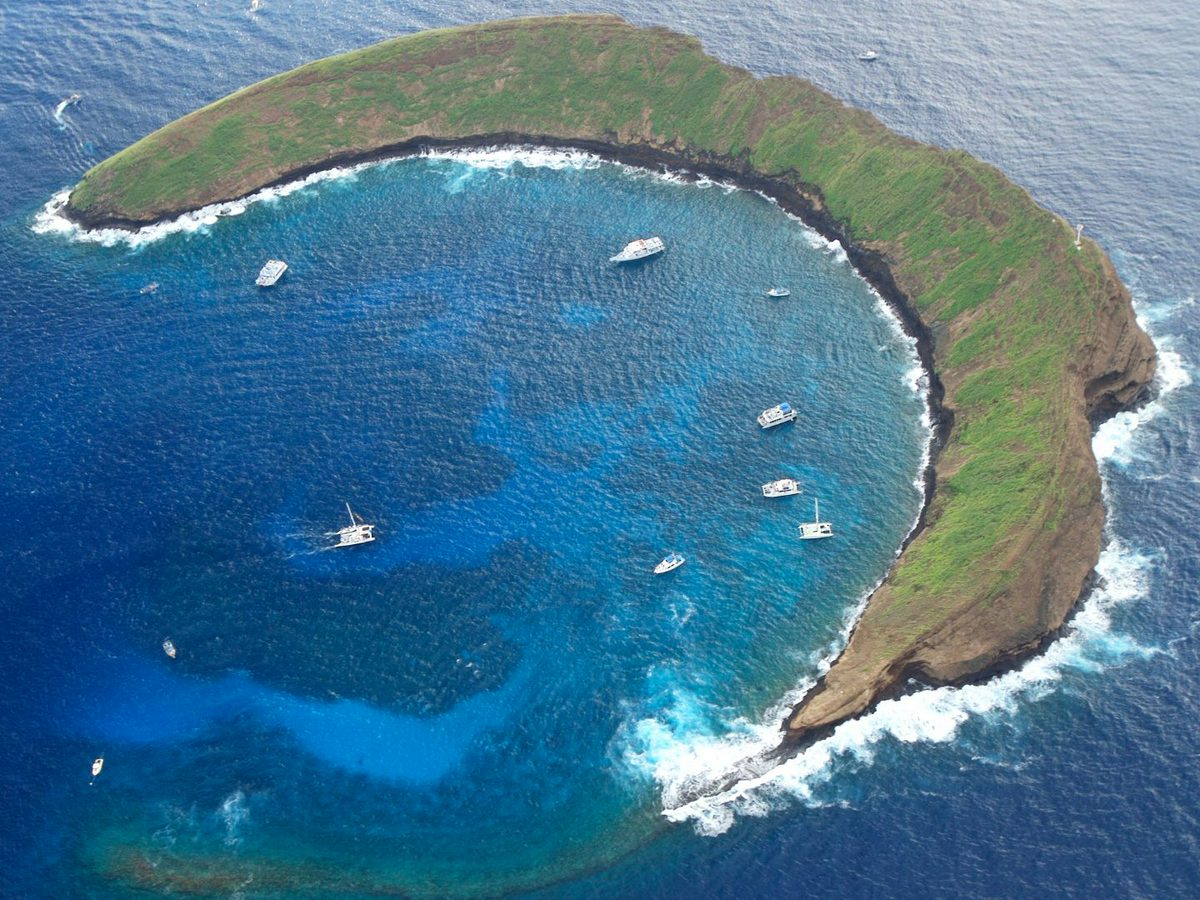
<box><xmin>2</xmin><ymin>1</ymin><xmax>1197</xmax><ymax>898</ymax></box>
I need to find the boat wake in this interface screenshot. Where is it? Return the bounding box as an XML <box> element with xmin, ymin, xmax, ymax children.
<box><xmin>622</xmin><ymin>309</ymin><xmax>1185</xmax><ymax>837</ymax></box>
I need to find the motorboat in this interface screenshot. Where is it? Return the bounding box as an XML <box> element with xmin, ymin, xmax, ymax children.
<box><xmin>757</xmin><ymin>403</ymin><xmax>798</xmax><ymax>428</ymax></box>
<box><xmin>90</xmin><ymin>757</ymin><xmax>104</xmax><ymax>783</ymax></box>
<box><xmin>761</xmin><ymin>478</ymin><xmax>801</xmax><ymax>498</ymax></box>
<box><xmin>610</xmin><ymin>236</ymin><xmax>665</xmax><ymax>263</ymax></box>
<box><xmin>162</xmin><ymin>638</ymin><xmax>177</xmax><ymax>659</ymax></box>
<box><xmin>255</xmin><ymin>259</ymin><xmax>288</xmax><ymax>286</ymax></box>
<box><xmin>765</xmin><ymin>288</ymin><xmax>791</xmax><ymax>298</ymax></box>
<box><xmin>858</xmin><ymin>50</ymin><xmax>879</xmax><ymax>61</ymax></box>
<box><xmin>334</xmin><ymin>502</ymin><xmax>375</xmax><ymax>547</ymax></box>
<box><xmin>654</xmin><ymin>552</ymin><xmax>686</xmax><ymax>574</ymax></box>
<box><xmin>798</xmin><ymin>498</ymin><xmax>834</xmax><ymax>539</ymax></box>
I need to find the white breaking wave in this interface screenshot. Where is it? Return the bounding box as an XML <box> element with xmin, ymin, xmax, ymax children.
<box><xmin>32</xmin><ymin>160</ymin><xmax>379</xmax><ymax>248</ymax></box>
<box><xmin>624</xmin><ymin>307</ymin><xmax>1184</xmax><ymax>837</ymax></box>
<box><xmin>420</xmin><ymin>145</ymin><xmax>602</xmax><ymax>172</ymax></box>
<box><xmin>1093</xmin><ymin>337</ymin><xmax>1191</xmax><ymax>467</ymax></box>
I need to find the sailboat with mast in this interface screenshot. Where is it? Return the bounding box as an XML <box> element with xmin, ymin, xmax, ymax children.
<box><xmin>797</xmin><ymin>498</ymin><xmax>833</xmax><ymax>540</ymax></box>
<box><xmin>333</xmin><ymin>502</ymin><xmax>376</xmax><ymax>547</ymax></box>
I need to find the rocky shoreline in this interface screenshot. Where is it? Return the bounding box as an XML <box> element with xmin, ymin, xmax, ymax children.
<box><xmin>59</xmin><ymin>14</ymin><xmax>1157</xmax><ymax>766</ymax></box>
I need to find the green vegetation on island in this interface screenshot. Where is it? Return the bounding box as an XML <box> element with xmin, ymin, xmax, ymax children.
<box><xmin>68</xmin><ymin>13</ymin><xmax>1154</xmax><ymax>767</ymax></box>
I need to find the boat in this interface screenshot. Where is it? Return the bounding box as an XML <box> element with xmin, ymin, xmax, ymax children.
<box><xmin>255</xmin><ymin>259</ymin><xmax>288</xmax><ymax>286</ymax></box>
<box><xmin>162</xmin><ymin>638</ymin><xmax>176</xmax><ymax>659</ymax></box>
<box><xmin>765</xmin><ymin>288</ymin><xmax>791</xmax><ymax>298</ymax></box>
<box><xmin>858</xmin><ymin>50</ymin><xmax>879</xmax><ymax>61</ymax></box>
<box><xmin>761</xmin><ymin>478</ymin><xmax>801</xmax><ymax>498</ymax></box>
<box><xmin>654</xmin><ymin>552</ymin><xmax>686</xmax><ymax>574</ymax></box>
<box><xmin>90</xmin><ymin>757</ymin><xmax>104</xmax><ymax>783</ymax></box>
<box><xmin>798</xmin><ymin>498</ymin><xmax>834</xmax><ymax>540</ymax></box>
<box><xmin>610</xmin><ymin>236</ymin><xmax>665</xmax><ymax>263</ymax></box>
<box><xmin>757</xmin><ymin>403</ymin><xmax>797</xmax><ymax>428</ymax></box>
<box><xmin>333</xmin><ymin>502</ymin><xmax>375</xmax><ymax>547</ymax></box>
<box><xmin>139</xmin><ymin>281</ymin><xmax>159</xmax><ymax>295</ymax></box>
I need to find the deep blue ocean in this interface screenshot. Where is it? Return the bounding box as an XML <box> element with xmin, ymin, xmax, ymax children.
<box><xmin>2</xmin><ymin>1</ymin><xmax>1197</xmax><ymax>897</ymax></box>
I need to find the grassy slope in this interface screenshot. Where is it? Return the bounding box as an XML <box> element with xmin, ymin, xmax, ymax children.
<box><xmin>69</xmin><ymin>15</ymin><xmax>1152</xmax><ymax>739</ymax></box>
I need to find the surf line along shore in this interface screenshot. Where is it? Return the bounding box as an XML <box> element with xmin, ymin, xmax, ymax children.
<box><xmin>59</xmin><ymin>14</ymin><xmax>1156</xmax><ymax>759</ymax></box>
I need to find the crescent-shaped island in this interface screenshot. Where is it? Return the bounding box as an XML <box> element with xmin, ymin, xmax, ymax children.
<box><xmin>62</xmin><ymin>14</ymin><xmax>1155</xmax><ymax>753</ymax></box>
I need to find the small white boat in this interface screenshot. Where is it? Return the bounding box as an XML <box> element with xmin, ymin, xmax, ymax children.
<box><xmin>90</xmin><ymin>757</ymin><xmax>104</xmax><ymax>783</ymax></box>
<box><xmin>654</xmin><ymin>552</ymin><xmax>686</xmax><ymax>574</ymax></box>
<box><xmin>798</xmin><ymin>498</ymin><xmax>834</xmax><ymax>540</ymax></box>
<box><xmin>334</xmin><ymin>502</ymin><xmax>375</xmax><ymax>548</ymax></box>
<box><xmin>762</xmin><ymin>478</ymin><xmax>801</xmax><ymax>498</ymax></box>
<box><xmin>162</xmin><ymin>638</ymin><xmax>176</xmax><ymax>659</ymax></box>
<box><xmin>610</xmin><ymin>236</ymin><xmax>665</xmax><ymax>263</ymax></box>
<box><xmin>255</xmin><ymin>259</ymin><xmax>288</xmax><ymax>286</ymax></box>
<box><xmin>139</xmin><ymin>281</ymin><xmax>159</xmax><ymax>295</ymax></box>
<box><xmin>757</xmin><ymin>403</ymin><xmax>798</xmax><ymax>428</ymax></box>
<box><xmin>858</xmin><ymin>50</ymin><xmax>879</xmax><ymax>61</ymax></box>
<box><xmin>765</xmin><ymin>288</ymin><xmax>791</xmax><ymax>298</ymax></box>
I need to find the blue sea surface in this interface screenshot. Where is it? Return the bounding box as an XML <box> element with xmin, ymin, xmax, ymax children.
<box><xmin>2</xmin><ymin>1</ymin><xmax>1198</xmax><ymax>897</ymax></box>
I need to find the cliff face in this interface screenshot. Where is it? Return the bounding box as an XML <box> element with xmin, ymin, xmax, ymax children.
<box><xmin>63</xmin><ymin>14</ymin><xmax>1156</xmax><ymax>751</ymax></box>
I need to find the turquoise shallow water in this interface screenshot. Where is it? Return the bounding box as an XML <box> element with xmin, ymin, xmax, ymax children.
<box><xmin>4</xmin><ymin>0</ymin><xmax>1200</xmax><ymax>896</ymax></box>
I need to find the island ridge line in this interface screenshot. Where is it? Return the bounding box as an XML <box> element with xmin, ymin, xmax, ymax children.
<box><xmin>63</xmin><ymin>14</ymin><xmax>1157</xmax><ymax>752</ymax></box>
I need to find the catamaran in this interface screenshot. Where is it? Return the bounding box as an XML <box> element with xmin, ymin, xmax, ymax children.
<box><xmin>757</xmin><ymin>403</ymin><xmax>798</xmax><ymax>428</ymax></box>
<box><xmin>255</xmin><ymin>259</ymin><xmax>288</xmax><ymax>286</ymax></box>
<box><xmin>761</xmin><ymin>478</ymin><xmax>801</xmax><ymax>498</ymax></box>
<box><xmin>798</xmin><ymin>498</ymin><xmax>834</xmax><ymax>539</ymax></box>
<box><xmin>333</xmin><ymin>502</ymin><xmax>375</xmax><ymax>547</ymax></box>
<box><xmin>654</xmin><ymin>552</ymin><xmax>686</xmax><ymax>574</ymax></box>
<box><xmin>610</xmin><ymin>236</ymin><xmax>665</xmax><ymax>263</ymax></box>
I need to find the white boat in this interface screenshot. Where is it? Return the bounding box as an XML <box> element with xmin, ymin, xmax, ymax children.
<box><xmin>255</xmin><ymin>259</ymin><xmax>288</xmax><ymax>286</ymax></box>
<box><xmin>798</xmin><ymin>498</ymin><xmax>834</xmax><ymax>540</ymax></box>
<box><xmin>610</xmin><ymin>236</ymin><xmax>665</xmax><ymax>263</ymax></box>
<box><xmin>757</xmin><ymin>402</ymin><xmax>797</xmax><ymax>428</ymax></box>
<box><xmin>139</xmin><ymin>281</ymin><xmax>159</xmax><ymax>295</ymax></box>
<box><xmin>761</xmin><ymin>478</ymin><xmax>801</xmax><ymax>498</ymax></box>
<box><xmin>858</xmin><ymin>50</ymin><xmax>879</xmax><ymax>61</ymax></box>
<box><xmin>333</xmin><ymin>502</ymin><xmax>375</xmax><ymax>547</ymax></box>
<box><xmin>162</xmin><ymin>638</ymin><xmax>176</xmax><ymax>659</ymax></box>
<box><xmin>90</xmin><ymin>757</ymin><xmax>104</xmax><ymax>783</ymax></box>
<box><xmin>765</xmin><ymin>288</ymin><xmax>791</xmax><ymax>298</ymax></box>
<box><xmin>653</xmin><ymin>552</ymin><xmax>686</xmax><ymax>574</ymax></box>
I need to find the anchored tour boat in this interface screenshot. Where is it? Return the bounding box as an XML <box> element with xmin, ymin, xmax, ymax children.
<box><xmin>761</xmin><ymin>478</ymin><xmax>801</xmax><ymax>498</ymax></box>
<box><xmin>757</xmin><ymin>402</ymin><xmax>798</xmax><ymax>428</ymax></box>
<box><xmin>610</xmin><ymin>236</ymin><xmax>665</xmax><ymax>263</ymax></box>
<box><xmin>255</xmin><ymin>259</ymin><xmax>288</xmax><ymax>286</ymax></box>
<box><xmin>798</xmin><ymin>498</ymin><xmax>834</xmax><ymax>540</ymax></box>
<box><xmin>653</xmin><ymin>552</ymin><xmax>686</xmax><ymax>574</ymax></box>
